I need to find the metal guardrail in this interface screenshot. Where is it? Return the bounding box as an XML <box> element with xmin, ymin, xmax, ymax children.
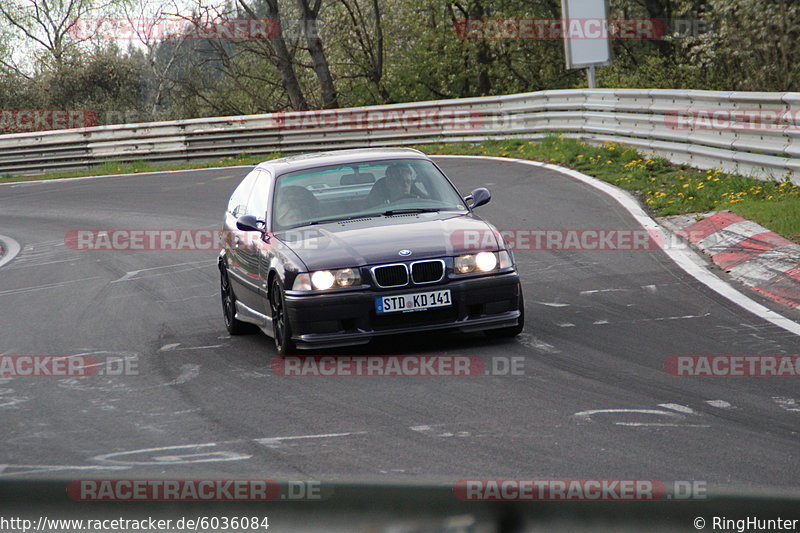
<box><xmin>1</xmin><ymin>89</ymin><xmax>798</xmax><ymax>182</ymax></box>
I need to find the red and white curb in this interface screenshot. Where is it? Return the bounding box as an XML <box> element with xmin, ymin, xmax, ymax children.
<box><xmin>661</xmin><ymin>212</ymin><xmax>800</xmax><ymax>309</ymax></box>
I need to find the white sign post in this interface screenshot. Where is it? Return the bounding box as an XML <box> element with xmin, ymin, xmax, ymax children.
<box><xmin>561</xmin><ymin>0</ymin><xmax>612</xmax><ymax>88</ymax></box>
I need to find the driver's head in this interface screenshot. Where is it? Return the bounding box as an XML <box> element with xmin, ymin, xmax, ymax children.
<box><xmin>276</xmin><ymin>190</ymin><xmax>308</xmax><ymax>225</ymax></box>
<box><xmin>385</xmin><ymin>164</ymin><xmax>412</xmax><ymax>198</ymax></box>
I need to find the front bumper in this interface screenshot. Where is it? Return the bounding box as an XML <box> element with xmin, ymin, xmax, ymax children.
<box><xmin>284</xmin><ymin>272</ymin><xmax>522</xmax><ymax>349</ymax></box>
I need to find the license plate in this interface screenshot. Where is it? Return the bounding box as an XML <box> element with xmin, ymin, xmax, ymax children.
<box><xmin>375</xmin><ymin>289</ymin><xmax>452</xmax><ymax>314</ymax></box>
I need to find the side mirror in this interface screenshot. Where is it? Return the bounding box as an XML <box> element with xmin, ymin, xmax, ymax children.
<box><xmin>464</xmin><ymin>187</ymin><xmax>491</xmax><ymax>209</ymax></box>
<box><xmin>236</xmin><ymin>215</ymin><xmax>264</xmax><ymax>232</ymax></box>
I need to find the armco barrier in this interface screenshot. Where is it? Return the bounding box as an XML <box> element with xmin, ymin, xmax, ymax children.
<box><xmin>0</xmin><ymin>89</ymin><xmax>798</xmax><ymax>182</ymax></box>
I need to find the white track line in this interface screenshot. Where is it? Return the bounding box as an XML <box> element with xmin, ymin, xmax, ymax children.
<box><xmin>434</xmin><ymin>155</ymin><xmax>800</xmax><ymax>337</ymax></box>
<box><xmin>0</xmin><ymin>235</ymin><xmax>21</xmax><ymax>268</ymax></box>
<box><xmin>0</xmin><ymin>166</ymin><xmax>253</xmax><ymax>187</ymax></box>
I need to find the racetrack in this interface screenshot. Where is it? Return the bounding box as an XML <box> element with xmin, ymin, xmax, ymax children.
<box><xmin>0</xmin><ymin>157</ymin><xmax>798</xmax><ymax>490</ymax></box>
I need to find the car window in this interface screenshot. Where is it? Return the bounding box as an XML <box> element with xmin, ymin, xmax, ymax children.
<box><xmin>246</xmin><ymin>169</ymin><xmax>272</xmax><ymax>222</ymax></box>
<box><xmin>227</xmin><ymin>168</ymin><xmax>260</xmax><ymax>217</ymax></box>
<box><xmin>271</xmin><ymin>159</ymin><xmax>467</xmax><ymax>230</ymax></box>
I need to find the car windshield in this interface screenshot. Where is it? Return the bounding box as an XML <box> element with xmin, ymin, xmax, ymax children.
<box><xmin>271</xmin><ymin>158</ymin><xmax>467</xmax><ymax>230</ymax></box>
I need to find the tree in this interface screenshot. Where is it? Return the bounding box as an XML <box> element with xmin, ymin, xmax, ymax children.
<box><xmin>295</xmin><ymin>0</ymin><xmax>338</xmax><ymax>108</ymax></box>
<box><xmin>0</xmin><ymin>0</ymin><xmax>120</xmax><ymax>68</ymax></box>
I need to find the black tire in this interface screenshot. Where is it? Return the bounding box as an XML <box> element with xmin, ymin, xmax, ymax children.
<box><xmin>220</xmin><ymin>268</ymin><xmax>251</xmax><ymax>335</ymax></box>
<box><xmin>269</xmin><ymin>277</ymin><xmax>297</xmax><ymax>355</ymax></box>
<box><xmin>485</xmin><ymin>285</ymin><xmax>525</xmax><ymax>339</ymax></box>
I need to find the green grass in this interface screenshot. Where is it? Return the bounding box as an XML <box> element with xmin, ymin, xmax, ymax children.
<box><xmin>417</xmin><ymin>137</ymin><xmax>800</xmax><ymax>243</ymax></box>
<box><xmin>0</xmin><ymin>152</ymin><xmax>281</xmax><ymax>184</ymax></box>
<box><xmin>732</xmin><ymin>197</ymin><xmax>800</xmax><ymax>243</ymax></box>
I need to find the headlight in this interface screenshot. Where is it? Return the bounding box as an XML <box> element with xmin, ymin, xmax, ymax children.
<box><xmin>453</xmin><ymin>251</ymin><xmax>513</xmax><ymax>275</ymax></box>
<box><xmin>475</xmin><ymin>251</ymin><xmax>497</xmax><ymax>272</ymax></box>
<box><xmin>294</xmin><ymin>268</ymin><xmax>362</xmax><ymax>291</ymax></box>
<box><xmin>455</xmin><ymin>254</ymin><xmax>476</xmax><ymax>274</ymax></box>
<box><xmin>498</xmin><ymin>250</ymin><xmax>513</xmax><ymax>269</ymax></box>
<box><xmin>335</xmin><ymin>268</ymin><xmax>358</xmax><ymax>287</ymax></box>
<box><xmin>311</xmin><ymin>270</ymin><xmax>335</xmax><ymax>290</ymax></box>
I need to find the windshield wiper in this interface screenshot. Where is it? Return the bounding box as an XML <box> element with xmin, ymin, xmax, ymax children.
<box><xmin>381</xmin><ymin>208</ymin><xmax>442</xmax><ymax>216</ymax></box>
<box><xmin>306</xmin><ymin>213</ymin><xmax>384</xmax><ymax>225</ymax></box>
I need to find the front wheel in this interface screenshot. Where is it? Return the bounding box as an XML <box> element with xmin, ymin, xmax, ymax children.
<box><xmin>220</xmin><ymin>269</ymin><xmax>252</xmax><ymax>336</ymax></box>
<box><xmin>485</xmin><ymin>286</ymin><xmax>525</xmax><ymax>339</ymax></box>
<box><xmin>269</xmin><ymin>277</ymin><xmax>297</xmax><ymax>355</ymax></box>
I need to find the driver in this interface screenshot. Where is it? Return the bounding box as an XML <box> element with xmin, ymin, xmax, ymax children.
<box><xmin>276</xmin><ymin>187</ymin><xmax>314</xmax><ymax>225</ymax></box>
<box><xmin>385</xmin><ymin>164</ymin><xmax>414</xmax><ymax>200</ymax></box>
<box><xmin>366</xmin><ymin>163</ymin><xmax>419</xmax><ymax>206</ymax></box>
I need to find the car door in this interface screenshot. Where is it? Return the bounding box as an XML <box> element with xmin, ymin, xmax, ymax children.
<box><xmin>235</xmin><ymin>169</ymin><xmax>273</xmax><ymax>314</ymax></box>
<box><xmin>225</xmin><ymin>168</ymin><xmax>263</xmax><ymax>310</ymax></box>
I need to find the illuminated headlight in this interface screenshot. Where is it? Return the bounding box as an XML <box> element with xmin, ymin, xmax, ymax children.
<box><xmin>475</xmin><ymin>251</ymin><xmax>497</xmax><ymax>272</ymax></box>
<box><xmin>311</xmin><ymin>270</ymin><xmax>335</xmax><ymax>290</ymax></box>
<box><xmin>454</xmin><ymin>251</ymin><xmax>513</xmax><ymax>275</ymax></box>
<box><xmin>293</xmin><ymin>269</ymin><xmax>362</xmax><ymax>291</ymax></box>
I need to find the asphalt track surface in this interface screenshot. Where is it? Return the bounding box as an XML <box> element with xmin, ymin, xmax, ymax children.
<box><xmin>0</xmin><ymin>157</ymin><xmax>798</xmax><ymax>492</ymax></box>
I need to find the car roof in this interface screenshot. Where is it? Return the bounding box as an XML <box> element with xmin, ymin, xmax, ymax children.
<box><xmin>255</xmin><ymin>147</ymin><xmax>431</xmax><ymax>175</ymax></box>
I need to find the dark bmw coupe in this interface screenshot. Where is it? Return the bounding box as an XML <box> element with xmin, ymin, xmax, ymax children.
<box><xmin>219</xmin><ymin>148</ymin><xmax>523</xmax><ymax>354</ymax></box>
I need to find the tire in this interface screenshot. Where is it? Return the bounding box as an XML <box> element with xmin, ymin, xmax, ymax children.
<box><xmin>220</xmin><ymin>268</ymin><xmax>251</xmax><ymax>335</ymax></box>
<box><xmin>485</xmin><ymin>285</ymin><xmax>525</xmax><ymax>339</ymax></box>
<box><xmin>269</xmin><ymin>277</ymin><xmax>297</xmax><ymax>355</ymax></box>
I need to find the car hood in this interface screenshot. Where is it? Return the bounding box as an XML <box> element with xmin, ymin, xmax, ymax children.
<box><xmin>275</xmin><ymin>212</ymin><xmax>500</xmax><ymax>271</ymax></box>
